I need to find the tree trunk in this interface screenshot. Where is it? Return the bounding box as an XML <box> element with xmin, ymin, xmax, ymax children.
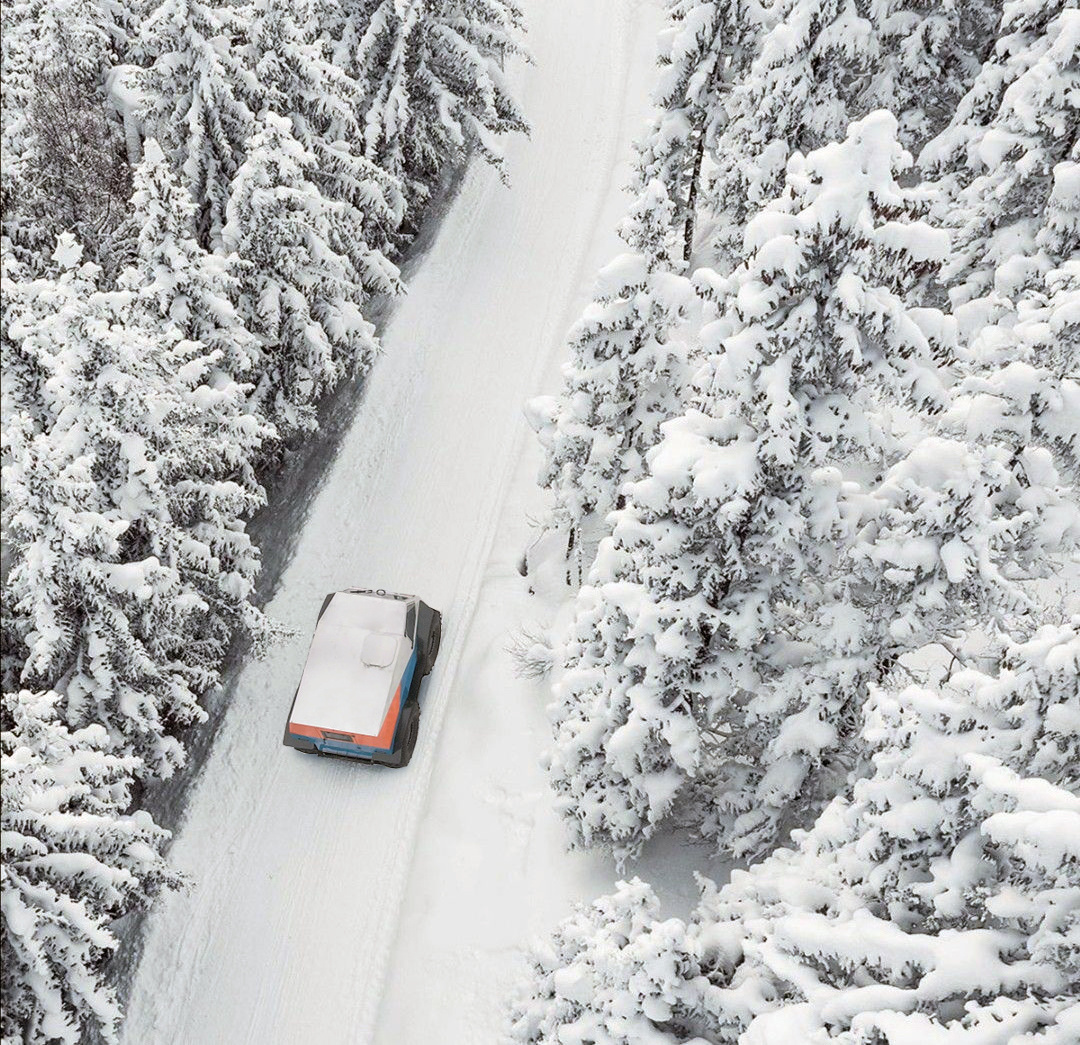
<box><xmin>683</xmin><ymin>124</ymin><xmax>706</xmax><ymax>263</ymax></box>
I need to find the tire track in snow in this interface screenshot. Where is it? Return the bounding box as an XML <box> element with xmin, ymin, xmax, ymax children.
<box><xmin>339</xmin><ymin>164</ymin><xmax>509</xmax><ymax>1040</ymax></box>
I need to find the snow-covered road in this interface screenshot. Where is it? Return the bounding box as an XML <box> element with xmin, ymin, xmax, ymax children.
<box><xmin>121</xmin><ymin>2</ymin><xmax>673</xmax><ymax>1042</ymax></box>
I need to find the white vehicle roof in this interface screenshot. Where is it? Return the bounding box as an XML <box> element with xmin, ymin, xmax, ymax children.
<box><xmin>290</xmin><ymin>592</ymin><xmax>414</xmax><ymax>738</ymax></box>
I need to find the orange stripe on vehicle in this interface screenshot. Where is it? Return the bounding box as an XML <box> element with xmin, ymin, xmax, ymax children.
<box><xmin>290</xmin><ymin>686</ymin><xmax>402</xmax><ymax>749</ymax></box>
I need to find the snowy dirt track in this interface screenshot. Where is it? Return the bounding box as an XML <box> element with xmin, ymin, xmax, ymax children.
<box><xmin>121</xmin><ymin>2</ymin><xmax>672</xmax><ymax>1042</ymax></box>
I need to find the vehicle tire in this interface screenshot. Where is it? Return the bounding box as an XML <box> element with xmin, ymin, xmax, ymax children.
<box><xmin>396</xmin><ymin>702</ymin><xmax>421</xmax><ymax>768</ymax></box>
<box><xmin>423</xmin><ymin>612</ymin><xmax>442</xmax><ymax>677</ymax></box>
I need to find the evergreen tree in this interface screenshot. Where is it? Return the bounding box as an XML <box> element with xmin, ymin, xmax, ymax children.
<box><xmin>123</xmin><ymin>141</ymin><xmax>275</xmax><ymax>653</ymax></box>
<box><xmin>706</xmin><ymin>0</ymin><xmax>999</xmax><ymax>264</ymax></box>
<box><xmin>131</xmin><ymin>0</ymin><xmax>259</xmax><ymax>248</ymax></box>
<box><xmin>706</xmin><ymin>0</ymin><xmax>879</xmax><ymax>261</ymax></box>
<box><xmin>924</xmin><ymin>0</ymin><xmax>1079</xmax><ymax>310</ymax></box>
<box><xmin>507</xmin><ymin>877</ymin><xmax>711</xmax><ymax>1045</ymax></box>
<box><xmin>128</xmin><ymin>138</ymin><xmax>261</xmax><ymax>387</ymax></box>
<box><xmin>948</xmin><ymin>258</ymin><xmax>1080</xmax><ymax>480</ymax></box>
<box><xmin>1</xmin><ymin>690</ymin><xmax>181</xmax><ymax>1045</ymax></box>
<box><xmin>529</xmin><ymin>181</ymin><xmax>697</xmax><ymax>553</ymax></box>
<box><xmin>3</xmin><ymin>235</ymin><xmax>268</xmax><ymax>775</ymax></box>
<box><xmin>543</xmin><ymin>112</ymin><xmax>1075</xmax><ymax>863</ymax></box>
<box><xmin>0</xmin><ymin>0</ymin><xmax>132</xmax><ymax>269</ymax></box>
<box><xmin>699</xmin><ymin>622</ymin><xmax>1080</xmax><ymax>1043</ymax></box>
<box><xmin>222</xmin><ymin>111</ymin><xmax>381</xmax><ymax>439</ymax></box>
<box><xmin>247</xmin><ymin>0</ymin><xmax>406</xmax><ymax>267</ymax></box>
<box><xmin>872</xmin><ymin>0</ymin><xmax>1002</xmax><ymax>148</ymax></box>
<box><xmin>926</xmin><ymin>1</ymin><xmax>1079</xmax><ymax>486</ymax></box>
<box><xmin>1</xmin><ymin>246</ymin><xmax>51</xmax><ymax>439</ymax></box>
<box><xmin>630</xmin><ymin>0</ymin><xmax>766</xmax><ymax>262</ymax></box>
<box><xmin>334</xmin><ymin>0</ymin><xmax>529</xmax><ymax>225</ymax></box>
<box><xmin>545</xmin><ymin>113</ymin><xmax>950</xmax><ymax>861</ymax></box>
<box><xmin>514</xmin><ymin>623</ymin><xmax>1080</xmax><ymax>1045</ymax></box>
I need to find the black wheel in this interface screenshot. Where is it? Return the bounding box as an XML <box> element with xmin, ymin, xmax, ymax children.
<box><xmin>396</xmin><ymin>702</ymin><xmax>421</xmax><ymax>768</ymax></box>
<box><xmin>423</xmin><ymin>612</ymin><xmax>442</xmax><ymax>677</ymax></box>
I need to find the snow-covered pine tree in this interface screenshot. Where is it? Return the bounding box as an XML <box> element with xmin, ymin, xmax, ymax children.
<box><xmin>3</xmin><ymin>235</ymin><xmax>267</xmax><ymax>775</ymax></box>
<box><xmin>528</xmin><ymin>0</ymin><xmax>765</xmax><ymax>559</ymax></box>
<box><xmin>123</xmin><ymin>139</ymin><xmax>275</xmax><ymax>645</ymax></box>
<box><xmin>1</xmin><ymin>247</ymin><xmax>49</xmax><ymax>443</ymax></box>
<box><xmin>222</xmin><ymin>111</ymin><xmax>381</xmax><ymax>440</ymax></box>
<box><xmin>723</xmin><ymin>310</ymin><xmax>1080</xmax><ymax>863</ymax></box>
<box><xmin>512</xmin><ymin>621</ymin><xmax>1080</xmax><ymax>1045</ymax></box>
<box><xmin>128</xmin><ymin>138</ymin><xmax>261</xmax><ymax>392</ymax></box>
<box><xmin>544</xmin><ymin>112</ymin><xmax>960</xmax><ymax>863</ymax></box>
<box><xmin>131</xmin><ymin>0</ymin><xmax>259</xmax><ymax>248</ymax></box>
<box><xmin>871</xmin><ymin>0</ymin><xmax>1003</xmax><ymax>149</ymax></box>
<box><xmin>0</xmin><ymin>0</ymin><xmax>132</xmax><ymax>269</ymax></box>
<box><xmin>529</xmin><ymin>181</ymin><xmax>696</xmax><ymax>560</ymax></box>
<box><xmin>507</xmin><ymin>876</ymin><xmax>711</xmax><ymax>1045</ymax></box>
<box><xmin>246</xmin><ymin>0</ymin><xmax>406</xmax><ymax>273</ymax></box>
<box><xmin>701</xmin><ymin>620</ymin><xmax>1080</xmax><ymax>1043</ymax></box>
<box><xmin>949</xmin><ymin>257</ymin><xmax>1080</xmax><ymax>481</ymax></box>
<box><xmin>924</xmin><ymin>0</ymin><xmax>1079</xmax><ymax>312</ymax></box>
<box><xmin>707</xmin><ymin>0</ymin><xmax>1000</xmax><ymax>265</ymax></box>
<box><xmin>1</xmin><ymin>689</ymin><xmax>181</xmax><ymax>1045</ymax></box>
<box><xmin>924</xmin><ymin>1</ymin><xmax>1079</xmax><ymax>481</ymax></box>
<box><xmin>705</xmin><ymin>0</ymin><xmax>880</xmax><ymax>261</ymax></box>
<box><xmin>3</xmin><ymin>246</ymin><xmax>201</xmax><ymax>772</ymax></box>
<box><xmin>0</xmin><ymin>0</ymin><xmax>34</xmax><ymax>251</ymax></box>
<box><xmin>334</xmin><ymin>0</ymin><xmax>529</xmax><ymax>228</ymax></box>
<box><xmin>630</xmin><ymin>0</ymin><xmax>767</xmax><ymax>263</ymax></box>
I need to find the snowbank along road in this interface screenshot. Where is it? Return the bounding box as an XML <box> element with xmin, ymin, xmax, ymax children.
<box><xmin>122</xmin><ymin>0</ymin><xmax>666</xmax><ymax>1041</ymax></box>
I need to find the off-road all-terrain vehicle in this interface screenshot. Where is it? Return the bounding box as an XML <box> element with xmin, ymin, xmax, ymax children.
<box><xmin>282</xmin><ymin>589</ymin><xmax>442</xmax><ymax>767</ymax></box>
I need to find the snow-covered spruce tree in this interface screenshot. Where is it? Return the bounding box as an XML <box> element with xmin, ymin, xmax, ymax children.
<box><xmin>714</xmin><ymin>247</ymin><xmax>1079</xmax><ymax>861</ymax></box>
<box><xmin>123</xmin><ymin>141</ymin><xmax>274</xmax><ymax>644</ymax></box>
<box><xmin>956</xmin><ymin>257</ymin><xmax>1080</xmax><ymax>480</ymax></box>
<box><xmin>529</xmin><ymin>181</ymin><xmax>696</xmax><ymax>555</ymax></box>
<box><xmin>0</xmin><ymin>0</ymin><xmax>132</xmax><ymax>270</ymax></box>
<box><xmin>1</xmin><ymin>247</ymin><xmax>49</xmax><ymax>441</ymax></box>
<box><xmin>527</xmin><ymin>0</ymin><xmax>764</xmax><ymax>553</ymax></box>
<box><xmin>512</xmin><ymin>622</ymin><xmax>1080</xmax><ymax>1045</ymax></box>
<box><xmin>1</xmin><ymin>690</ymin><xmax>181</xmax><ymax>1045</ymax></box>
<box><xmin>127</xmin><ymin>138</ymin><xmax>262</xmax><ymax>390</ymax></box>
<box><xmin>706</xmin><ymin>0</ymin><xmax>1000</xmax><ymax>264</ymax></box>
<box><xmin>507</xmin><ymin>877</ymin><xmax>713</xmax><ymax>1045</ymax></box>
<box><xmin>705</xmin><ymin>0</ymin><xmax>880</xmax><ymax>262</ymax></box>
<box><xmin>924</xmin><ymin>1</ymin><xmax>1079</xmax><ymax>481</ymax></box>
<box><xmin>545</xmin><ymin>112</ymin><xmax>971</xmax><ymax>864</ymax></box>
<box><xmin>3</xmin><ymin>245</ymin><xmax>200</xmax><ymax>770</ymax></box>
<box><xmin>870</xmin><ymin>0</ymin><xmax>1003</xmax><ymax>149</ymax></box>
<box><xmin>923</xmin><ymin>0</ymin><xmax>1079</xmax><ymax>312</ymax></box>
<box><xmin>3</xmin><ymin>236</ymin><xmax>267</xmax><ymax>775</ymax></box>
<box><xmin>942</xmin><ymin>259</ymin><xmax>1080</xmax><ymax>517</ymax></box>
<box><xmin>334</xmin><ymin>0</ymin><xmax>529</xmax><ymax>228</ymax></box>
<box><xmin>222</xmin><ymin>111</ymin><xmax>381</xmax><ymax>440</ymax></box>
<box><xmin>630</xmin><ymin>0</ymin><xmax>766</xmax><ymax>263</ymax></box>
<box><xmin>697</xmin><ymin>621</ymin><xmax>1080</xmax><ymax>1043</ymax></box>
<box><xmin>246</xmin><ymin>0</ymin><xmax>406</xmax><ymax>270</ymax></box>
<box><xmin>131</xmin><ymin>0</ymin><xmax>258</xmax><ymax>248</ymax></box>
<box><xmin>125</xmin><ymin>137</ymin><xmax>276</xmax><ymax>476</ymax></box>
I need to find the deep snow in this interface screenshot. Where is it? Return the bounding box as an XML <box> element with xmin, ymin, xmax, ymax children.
<box><xmin>119</xmin><ymin>1</ymin><xmax>724</xmax><ymax>1041</ymax></box>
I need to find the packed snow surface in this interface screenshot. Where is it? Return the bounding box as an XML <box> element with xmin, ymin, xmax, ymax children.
<box><xmin>119</xmin><ymin>2</ymin><xmax>711</xmax><ymax>1042</ymax></box>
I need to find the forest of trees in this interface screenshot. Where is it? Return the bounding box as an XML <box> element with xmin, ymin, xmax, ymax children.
<box><xmin>0</xmin><ymin>0</ymin><xmax>526</xmax><ymax>1039</ymax></box>
<box><xmin>516</xmin><ymin>0</ymin><xmax>1078</xmax><ymax>1041</ymax></box>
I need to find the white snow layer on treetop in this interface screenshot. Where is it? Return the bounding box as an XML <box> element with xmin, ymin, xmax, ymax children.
<box><xmin>514</xmin><ymin>623</ymin><xmax>1080</xmax><ymax>1043</ymax></box>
